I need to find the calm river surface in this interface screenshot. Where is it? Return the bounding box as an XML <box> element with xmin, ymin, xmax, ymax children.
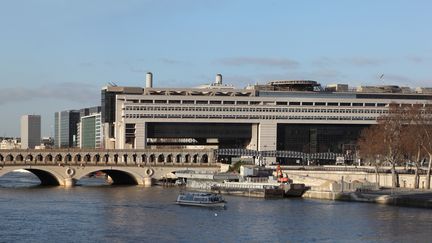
<box><xmin>0</xmin><ymin>172</ymin><xmax>431</xmax><ymax>243</ymax></box>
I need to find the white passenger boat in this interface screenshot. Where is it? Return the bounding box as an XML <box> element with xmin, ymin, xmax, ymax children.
<box><xmin>176</xmin><ymin>192</ymin><xmax>226</xmax><ymax>207</ymax></box>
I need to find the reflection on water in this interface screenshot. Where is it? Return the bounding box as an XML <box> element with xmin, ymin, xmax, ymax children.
<box><xmin>0</xmin><ymin>172</ymin><xmax>431</xmax><ymax>242</ymax></box>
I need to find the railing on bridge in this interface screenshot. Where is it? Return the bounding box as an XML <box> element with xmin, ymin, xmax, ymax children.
<box><xmin>215</xmin><ymin>149</ymin><xmax>354</xmax><ymax>161</ymax></box>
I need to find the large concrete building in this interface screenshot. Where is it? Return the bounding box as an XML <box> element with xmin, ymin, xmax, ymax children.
<box><xmin>101</xmin><ymin>74</ymin><xmax>432</xmax><ymax>163</ymax></box>
<box><xmin>20</xmin><ymin>115</ymin><xmax>41</xmax><ymax>149</ymax></box>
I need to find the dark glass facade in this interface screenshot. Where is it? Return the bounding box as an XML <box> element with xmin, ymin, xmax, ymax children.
<box><xmin>81</xmin><ymin>116</ymin><xmax>96</xmax><ymax>148</ymax></box>
<box><xmin>54</xmin><ymin>106</ymin><xmax>100</xmax><ymax>148</ymax></box>
<box><xmin>147</xmin><ymin>122</ymin><xmax>252</xmax><ymax>139</ymax></box>
<box><xmin>277</xmin><ymin>124</ymin><xmax>368</xmax><ymax>153</ymax></box>
<box><xmin>147</xmin><ymin>122</ymin><xmax>252</xmax><ymax>148</ymax></box>
<box><xmin>54</xmin><ymin>111</ymin><xmax>80</xmax><ymax>148</ymax></box>
<box><xmin>101</xmin><ymin>90</ymin><xmax>116</xmax><ymax>138</ymax></box>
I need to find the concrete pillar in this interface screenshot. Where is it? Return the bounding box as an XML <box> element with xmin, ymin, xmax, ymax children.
<box><xmin>208</xmin><ymin>153</ymin><xmax>214</xmax><ymax>163</ymax></box>
<box><xmin>135</xmin><ymin>122</ymin><xmax>147</xmax><ymax>149</ymax></box>
<box><xmin>64</xmin><ymin>178</ymin><xmax>76</xmax><ymax>188</ymax></box>
<box><xmin>258</xmin><ymin>122</ymin><xmax>277</xmax><ymax>164</ymax></box>
<box><xmin>246</xmin><ymin>123</ymin><xmax>259</xmax><ymax>150</ymax></box>
<box><xmin>115</xmin><ymin>121</ymin><xmax>124</xmax><ymax>149</ymax></box>
<box><xmin>143</xmin><ymin>177</ymin><xmax>152</xmax><ymax>187</ymax></box>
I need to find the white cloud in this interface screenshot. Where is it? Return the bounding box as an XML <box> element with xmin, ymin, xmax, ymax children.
<box><xmin>0</xmin><ymin>82</ymin><xmax>99</xmax><ymax>106</ymax></box>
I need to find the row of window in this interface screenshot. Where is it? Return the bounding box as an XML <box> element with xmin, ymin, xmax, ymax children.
<box><xmin>124</xmin><ymin>106</ymin><xmax>388</xmax><ymax>114</ymax></box>
<box><xmin>126</xmin><ymin>99</ymin><xmax>389</xmax><ymax>107</ymax></box>
<box><xmin>123</xmin><ymin>113</ymin><xmax>377</xmax><ymax>121</ymax></box>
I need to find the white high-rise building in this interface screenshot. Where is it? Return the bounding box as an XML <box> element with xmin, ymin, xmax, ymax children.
<box><xmin>20</xmin><ymin>115</ymin><xmax>41</xmax><ymax>149</ymax></box>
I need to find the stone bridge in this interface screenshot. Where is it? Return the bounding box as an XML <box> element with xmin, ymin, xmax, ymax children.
<box><xmin>0</xmin><ymin>149</ymin><xmax>219</xmax><ymax>187</ymax></box>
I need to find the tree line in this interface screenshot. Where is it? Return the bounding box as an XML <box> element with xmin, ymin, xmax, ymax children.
<box><xmin>357</xmin><ymin>103</ymin><xmax>432</xmax><ymax>189</ymax></box>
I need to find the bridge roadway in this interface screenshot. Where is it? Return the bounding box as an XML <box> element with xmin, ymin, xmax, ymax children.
<box><xmin>0</xmin><ymin>149</ymin><xmax>219</xmax><ymax>187</ymax></box>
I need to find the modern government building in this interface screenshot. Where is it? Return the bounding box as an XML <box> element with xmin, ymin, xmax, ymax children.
<box><xmin>100</xmin><ymin>73</ymin><xmax>432</xmax><ymax>164</ymax></box>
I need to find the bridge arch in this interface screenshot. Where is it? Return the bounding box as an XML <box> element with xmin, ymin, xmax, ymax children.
<box><xmin>55</xmin><ymin>154</ymin><xmax>63</xmax><ymax>163</ymax></box>
<box><xmin>74</xmin><ymin>154</ymin><xmax>82</xmax><ymax>163</ymax></box>
<box><xmin>84</xmin><ymin>154</ymin><xmax>91</xmax><ymax>163</ymax></box>
<box><xmin>27</xmin><ymin>169</ymin><xmax>62</xmax><ymax>185</ymax></box>
<box><xmin>166</xmin><ymin>154</ymin><xmax>173</xmax><ymax>163</ymax></box>
<box><xmin>175</xmin><ymin>154</ymin><xmax>182</xmax><ymax>163</ymax></box>
<box><xmin>184</xmin><ymin>154</ymin><xmax>190</xmax><ymax>163</ymax></box>
<box><xmin>103</xmin><ymin>154</ymin><xmax>109</xmax><ymax>163</ymax></box>
<box><xmin>0</xmin><ymin>168</ymin><xmax>63</xmax><ymax>186</ymax></box>
<box><xmin>93</xmin><ymin>154</ymin><xmax>101</xmax><ymax>163</ymax></box>
<box><xmin>201</xmin><ymin>154</ymin><xmax>209</xmax><ymax>163</ymax></box>
<box><xmin>65</xmin><ymin>154</ymin><xmax>72</xmax><ymax>163</ymax></box>
<box><xmin>45</xmin><ymin>154</ymin><xmax>53</xmax><ymax>163</ymax></box>
<box><xmin>16</xmin><ymin>154</ymin><xmax>24</xmax><ymax>162</ymax></box>
<box><xmin>35</xmin><ymin>154</ymin><xmax>43</xmax><ymax>162</ymax></box>
<box><xmin>0</xmin><ymin>154</ymin><xmax>3</xmax><ymax>162</ymax></box>
<box><xmin>192</xmin><ymin>154</ymin><xmax>199</xmax><ymax>163</ymax></box>
<box><xmin>149</xmin><ymin>154</ymin><xmax>156</xmax><ymax>163</ymax></box>
<box><xmin>25</xmin><ymin>154</ymin><xmax>33</xmax><ymax>162</ymax></box>
<box><xmin>157</xmin><ymin>154</ymin><xmax>164</xmax><ymax>163</ymax></box>
<box><xmin>5</xmin><ymin>154</ymin><xmax>13</xmax><ymax>162</ymax></box>
<box><xmin>77</xmin><ymin>169</ymin><xmax>140</xmax><ymax>185</ymax></box>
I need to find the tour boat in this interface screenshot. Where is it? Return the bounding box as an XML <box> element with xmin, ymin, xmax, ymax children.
<box><xmin>176</xmin><ymin>192</ymin><xmax>226</xmax><ymax>207</ymax></box>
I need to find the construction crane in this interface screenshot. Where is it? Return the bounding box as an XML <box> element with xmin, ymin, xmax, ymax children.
<box><xmin>276</xmin><ymin>164</ymin><xmax>289</xmax><ymax>183</ymax></box>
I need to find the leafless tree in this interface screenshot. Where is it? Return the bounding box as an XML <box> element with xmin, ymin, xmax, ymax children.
<box><xmin>379</xmin><ymin>104</ymin><xmax>407</xmax><ymax>187</ymax></box>
<box><xmin>408</xmin><ymin>104</ymin><xmax>432</xmax><ymax>189</ymax></box>
<box><xmin>358</xmin><ymin>104</ymin><xmax>406</xmax><ymax>187</ymax></box>
<box><xmin>357</xmin><ymin>125</ymin><xmax>385</xmax><ymax>186</ymax></box>
<box><xmin>359</xmin><ymin>103</ymin><xmax>432</xmax><ymax>189</ymax></box>
<box><xmin>402</xmin><ymin>105</ymin><xmax>426</xmax><ymax>188</ymax></box>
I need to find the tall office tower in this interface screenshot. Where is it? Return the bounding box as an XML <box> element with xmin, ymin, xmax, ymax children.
<box><xmin>54</xmin><ymin>106</ymin><xmax>102</xmax><ymax>148</ymax></box>
<box><xmin>20</xmin><ymin>115</ymin><xmax>41</xmax><ymax>149</ymax></box>
<box><xmin>54</xmin><ymin>110</ymin><xmax>80</xmax><ymax>148</ymax></box>
<box><xmin>101</xmin><ymin>86</ymin><xmax>143</xmax><ymax>149</ymax></box>
<box><xmin>78</xmin><ymin>113</ymin><xmax>102</xmax><ymax>149</ymax></box>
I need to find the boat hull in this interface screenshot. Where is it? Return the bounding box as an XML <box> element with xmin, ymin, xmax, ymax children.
<box><xmin>176</xmin><ymin>201</ymin><xmax>226</xmax><ymax>207</ymax></box>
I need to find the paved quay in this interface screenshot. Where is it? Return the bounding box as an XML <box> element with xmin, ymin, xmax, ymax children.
<box><xmin>357</xmin><ymin>189</ymin><xmax>432</xmax><ymax>209</ymax></box>
<box><xmin>304</xmin><ymin>188</ymin><xmax>432</xmax><ymax>209</ymax></box>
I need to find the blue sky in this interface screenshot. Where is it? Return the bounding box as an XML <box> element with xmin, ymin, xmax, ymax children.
<box><xmin>1</xmin><ymin>0</ymin><xmax>431</xmax><ymax>137</ymax></box>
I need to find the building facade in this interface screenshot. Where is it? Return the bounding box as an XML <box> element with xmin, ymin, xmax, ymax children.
<box><xmin>54</xmin><ymin>110</ymin><xmax>80</xmax><ymax>148</ymax></box>
<box><xmin>20</xmin><ymin>115</ymin><xmax>41</xmax><ymax>149</ymax></box>
<box><xmin>78</xmin><ymin>113</ymin><xmax>102</xmax><ymax>149</ymax></box>
<box><xmin>102</xmin><ymin>75</ymin><xmax>432</xmax><ymax>163</ymax></box>
<box><xmin>54</xmin><ymin>106</ymin><xmax>101</xmax><ymax>148</ymax></box>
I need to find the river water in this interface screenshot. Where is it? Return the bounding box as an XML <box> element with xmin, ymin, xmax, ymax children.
<box><xmin>0</xmin><ymin>172</ymin><xmax>431</xmax><ymax>243</ymax></box>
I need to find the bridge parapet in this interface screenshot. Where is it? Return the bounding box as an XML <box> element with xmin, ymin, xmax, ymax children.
<box><xmin>0</xmin><ymin>149</ymin><xmax>216</xmax><ymax>166</ymax></box>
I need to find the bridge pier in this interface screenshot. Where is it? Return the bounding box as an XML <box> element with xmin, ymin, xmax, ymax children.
<box><xmin>143</xmin><ymin>177</ymin><xmax>153</xmax><ymax>187</ymax></box>
<box><xmin>64</xmin><ymin>178</ymin><xmax>76</xmax><ymax>187</ymax></box>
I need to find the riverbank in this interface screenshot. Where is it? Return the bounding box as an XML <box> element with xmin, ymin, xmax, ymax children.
<box><xmin>303</xmin><ymin>189</ymin><xmax>432</xmax><ymax>209</ymax></box>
